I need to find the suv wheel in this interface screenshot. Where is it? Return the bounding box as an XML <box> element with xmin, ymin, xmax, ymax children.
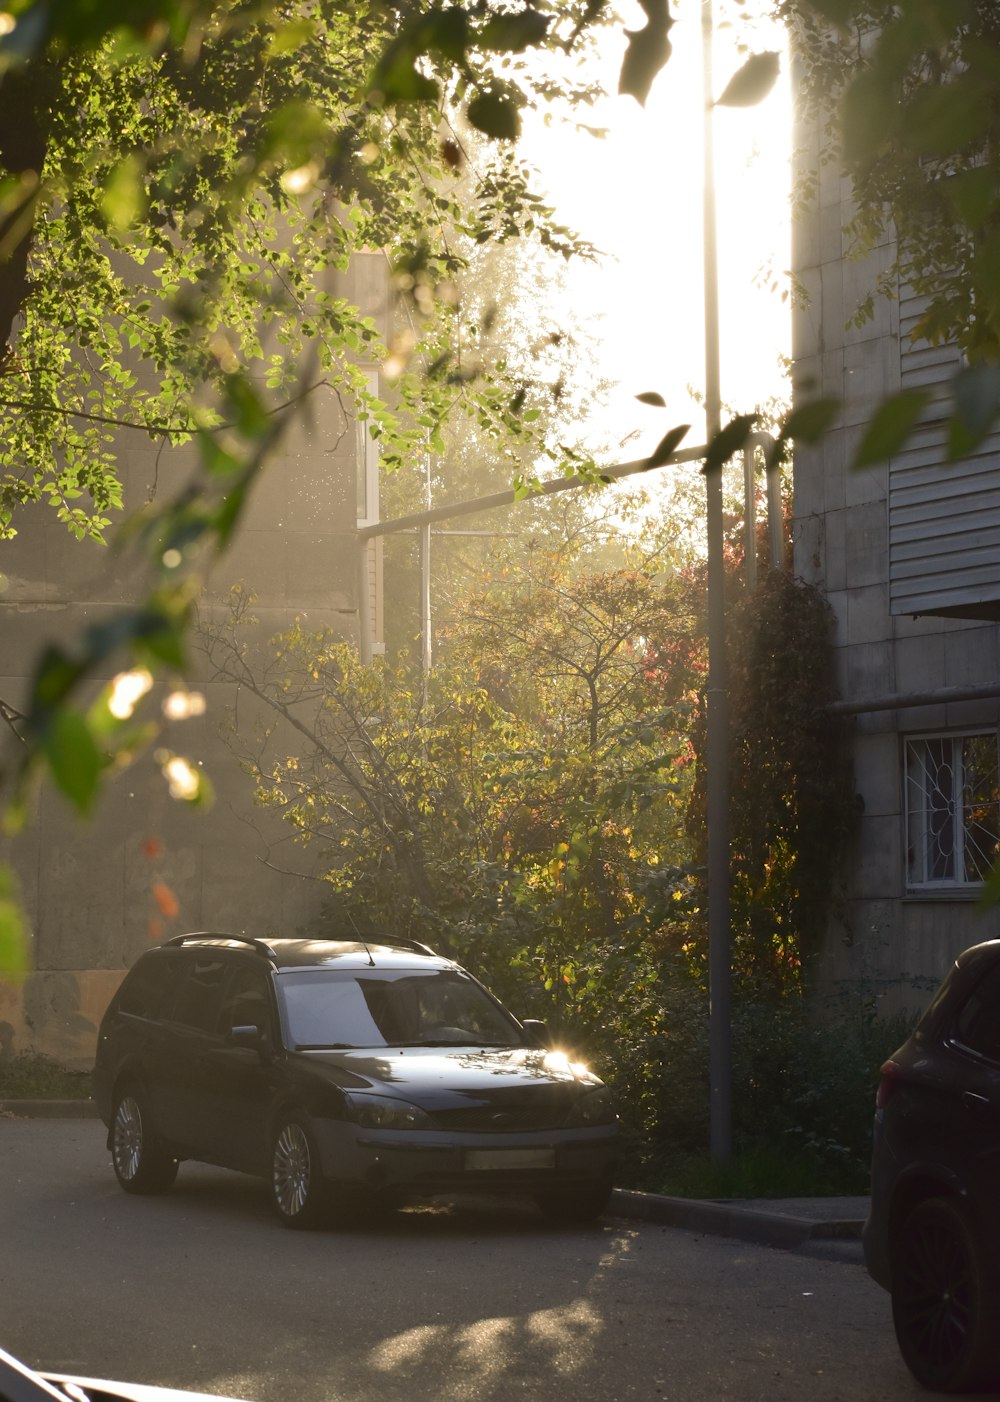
<box><xmin>270</xmin><ymin>1112</ymin><xmax>328</xmax><ymax>1229</ymax></box>
<box><xmin>111</xmin><ymin>1089</ymin><xmax>179</xmax><ymax>1195</ymax></box>
<box><xmin>891</xmin><ymin>1196</ymin><xmax>999</xmax><ymax>1392</ymax></box>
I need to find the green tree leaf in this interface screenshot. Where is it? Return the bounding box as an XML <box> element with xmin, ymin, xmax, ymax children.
<box><xmin>902</xmin><ymin>75</ymin><xmax>993</xmax><ymax>159</ymax></box>
<box><xmin>42</xmin><ymin>710</ymin><xmax>103</xmax><ymax>814</ymax></box>
<box><xmin>0</xmin><ymin>863</ymin><xmax>27</xmax><ymax>976</ymax></box>
<box><xmin>704</xmin><ymin>414</ymin><xmax>758</xmax><ymax>473</ymax></box>
<box><xmin>424</xmin><ymin>7</ymin><xmax>470</xmax><ymax>63</ymax></box>
<box><xmin>479</xmin><ymin>9</ymin><xmax>550</xmax><ymax>53</ymax></box>
<box><xmin>979</xmin><ymin>862</ymin><xmax>1000</xmax><ymax>909</ymax></box>
<box><xmin>852</xmin><ymin>391</ymin><xmax>931</xmax><ymax>468</ymax></box>
<box><xmin>618</xmin><ymin>0</ymin><xmax>673</xmax><ymax>108</ymax></box>
<box><xmin>715</xmin><ymin>52</ymin><xmax>780</xmax><ymax>109</ymax></box>
<box><xmin>841</xmin><ymin>69</ymin><xmax>900</xmax><ymax>163</ymax></box>
<box><xmin>373</xmin><ymin>49</ymin><xmax>440</xmax><ymax>104</ymax></box>
<box><xmin>644</xmin><ymin>423</ymin><xmax>690</xmax><ymax>469</ymax></box>
<box><xmin>768</xmin><ymin>397</ymin><xmax>840</xmax><ymax>467</ymax></box>
<box><xmin>783</xmin><ymin>398</ymin><xmax>841</xmax><ymax>443</ymax></box>
<box><xmin>467</xmin><ymin>91</ymin><xmax>521</xmax><ymax>140</ymax></box>
<box><xmin>196</xmin><ymin>428</ymin><xmax>242</xmax><ymax>478</ymax></box>
<box><xmin>807</xmin><ymin>0</ymin><xmax>856</xmax><ymax>19</ymax></box>
<box><xmin>948</xmin><ymin>168</ymin><xmax>999</xmax><ymax>232</ymax></box>
<box><xmin>29</xmin><ymin>646</ymin><xmax>85</xmax><ymax>712</ymax></box>
<box><xmin>100</xmin><ymin>154</ymin><xmax>146</xmax><ymax>231</ymax></box>
<box><xmin>948</xmin><ymin>364</ymin><xmax>1000</xmax><ymax>460</ymax></box>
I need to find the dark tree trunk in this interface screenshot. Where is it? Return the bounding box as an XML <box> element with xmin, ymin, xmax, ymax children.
<box><xmin>0</xmin><ymin>63</ymin><xmax>52</xmax><ymax>358</ymax></box>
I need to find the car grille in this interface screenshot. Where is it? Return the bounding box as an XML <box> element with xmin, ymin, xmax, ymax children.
<box><xmin>430</xmin><ymin>1089</ymin><xmax>574</xmax><ymax>1132</ymax></box>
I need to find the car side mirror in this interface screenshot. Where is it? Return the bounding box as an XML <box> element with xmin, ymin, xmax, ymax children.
<box><xmin>520</xmin><ymin>1018</ymin><xmax>550</xmax><ymax>1048</ymax></box>
<box><xmin>228</xmin><ymin>1023</ymin><xmax>265</xmax><ymax>1052</ymax></box>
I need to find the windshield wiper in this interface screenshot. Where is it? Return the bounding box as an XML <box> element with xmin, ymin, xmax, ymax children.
<box><xmin>294</xmin><ymin>1042</ymin><xmax>357</xmax><ymax>1050</ymax></box>
<box><xmin>387</xmin><ymin>1039</ymin><xmax>516</xmax><ymax>1048</ymax></box>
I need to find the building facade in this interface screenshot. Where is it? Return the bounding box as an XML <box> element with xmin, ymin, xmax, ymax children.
<box><xmin>792</xmin><ymin>121</ymin><xmax>1000</xmax><ymax>1011</ymax></box>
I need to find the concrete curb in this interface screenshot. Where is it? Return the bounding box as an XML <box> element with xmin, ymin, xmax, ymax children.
<box><xmin>610</xmin><ymin>1188</ymin><xmax>865</xmax><ymax>1249</ymax></box>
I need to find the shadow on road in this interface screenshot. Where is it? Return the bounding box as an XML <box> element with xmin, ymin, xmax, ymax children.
<box><xmin>2</xmin><ymin>1122</ymin><xmax>929</xmax><ymax>1402</ymax></box>
<box><xmin>149</xmin><ymin>1164</ymin><xmax>598</xmax><ymax>1237</ymax></box>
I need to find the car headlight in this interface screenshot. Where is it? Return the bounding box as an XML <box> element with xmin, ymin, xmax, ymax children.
<box><xmin>346</xmin><ymin>1094</ymin><xmax>434</xmax><ymax>1130</ymax></box>
<box><xmin>564</xmin><ymin>1087</ymin><xmax>617</xmax><ymax>1128</ymax></box>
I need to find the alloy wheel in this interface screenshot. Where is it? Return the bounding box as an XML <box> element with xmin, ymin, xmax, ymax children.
<box><xmin>892</xmin><ymin>1197</ymin><xmax>994</xmax><ymax>1391</ymax></box>
<box><xmin>272</xmin><ymin>1120</ymin><xmax>312</xmax><ymax>1220</ymax></box>
<box><xmin>112</xmin><ymin>1094</ymin><xmax>144</xmax><ymax>1184</ymax></box>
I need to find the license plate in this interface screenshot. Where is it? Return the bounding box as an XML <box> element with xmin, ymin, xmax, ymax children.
<box><xmin>465</xmin><ymin>1148</ymin><xmax>555</xmax><ymax>1171</ymax></box>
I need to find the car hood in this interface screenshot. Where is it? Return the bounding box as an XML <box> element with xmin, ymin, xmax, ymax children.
<box><xmin>288</xmin><ymin>1045</ymin><xmax>604</xmax><ymax>1106</ymax></box>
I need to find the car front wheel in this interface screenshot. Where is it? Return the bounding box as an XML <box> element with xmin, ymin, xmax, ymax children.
<box><xmin>110</xmin><ymin>1089</ymin><xmax>178</xmax><ymax>1195</ymax></box>
<box><xmin>270</xmin><ymin>1113</ymin><xmax>329</xmax><ymax>1229</ymax></box>
<box><xmin>891</xmin><ymin>1195</ymin><xmax>1000</xmax><ymax>1392</ymax></box>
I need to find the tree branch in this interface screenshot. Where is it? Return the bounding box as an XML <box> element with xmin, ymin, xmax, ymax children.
<box><xmin>0</xmin><ymin>376</ymin><xmax>336</xmax><ymax>436</ymax></box>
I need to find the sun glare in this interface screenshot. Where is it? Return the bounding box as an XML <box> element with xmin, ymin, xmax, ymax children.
<box><xmin>520</xmin><ymin>0</ymin><xmax>791</xmax><ymax>462</ymax></box>
<box><xmin>108</xmin><ymin>667</ymin><xmax>154</xmax><ymax>720</ymax></box>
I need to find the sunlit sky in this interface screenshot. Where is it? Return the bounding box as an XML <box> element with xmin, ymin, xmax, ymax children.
<box><xmin>520</xmin><ymin>0</ymin><xmax>792</xmax><ymax>464</ymax></box>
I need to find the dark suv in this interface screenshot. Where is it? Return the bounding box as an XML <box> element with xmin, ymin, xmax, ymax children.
<box><xmin>93</xmin><ymin>934</ymin><xmax>618</xmax><ymax>1228</ymax></box>
<box><xmin>864</xmin><ymin>938</ymin><xmax>1000</xmax><ymax>1391</ymax></box>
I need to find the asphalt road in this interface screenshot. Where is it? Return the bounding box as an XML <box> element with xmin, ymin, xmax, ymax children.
<box><xmin>0</xmin><ymin>1119</ymin><xmax>960</xmax><ymax>1402</ymax></box>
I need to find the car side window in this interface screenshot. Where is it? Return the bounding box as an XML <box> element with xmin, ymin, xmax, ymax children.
<box><xmin>953</xmin><ymin>963</ymin><xmax>1000</xmax><ymax>1062</ymax></box>
<box><xmin>167</xmin><ymin>958</ymin><xmax>228</xmax><ymax>1033</ymax></box>
<box><xmin>117</xmin><ymin>953</ymin><xmax>183</xmax><ymax>1020</ymax></box>
<box><xmin>219</xmin><ymin>967</ymin><xmax>273</xmax><ymax>1037</ymax></box>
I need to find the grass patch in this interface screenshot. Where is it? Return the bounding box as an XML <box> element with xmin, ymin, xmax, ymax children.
<box><xmin>646</xmin><ymin>1144</ymin><xmax>869</xmax><ymax>1200</ymax></box>
<box><xmin>0</xmin><ymin>1053</ymin><xmax>91</xmax><ymax>1100</ymax></box>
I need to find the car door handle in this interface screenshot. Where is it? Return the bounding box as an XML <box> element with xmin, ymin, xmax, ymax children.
<box><xmin>961</xmin><ymin>1091</ymin><xmax>991</xmax><ymax>1111</ymax></box>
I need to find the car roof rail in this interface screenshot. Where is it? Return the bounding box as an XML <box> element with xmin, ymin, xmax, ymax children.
<box><xmin>163</xmin><ymin>932</ymin><xmax>279</xmax><ymax>962</ymax></box>
<box><xmin>382</xmin><ymin>937</ymin><xmax>437</xmax><ymax>957</ymax></box>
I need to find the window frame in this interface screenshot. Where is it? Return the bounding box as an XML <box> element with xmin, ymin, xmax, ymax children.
<box><xmin>218</xmin><ymin>961</ymin><xmax>277</xmax><ymax>1040</ymax></box>
<box><xmin>903</xmin><ymin>727</ymin><xmax>1000</xmax><ymax>892</ymax></box>
<box><xmin>117</xmin><ymin>950</ymin><xmax>184</xmax><ymax>1022</ymax></box>
<box><xmin>163</xmin><ymin>956</ymin><xmax>230</xmax><ymax>1034</ymax></box>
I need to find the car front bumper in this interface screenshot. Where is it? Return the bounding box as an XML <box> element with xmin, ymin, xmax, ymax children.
<box><xmin>311</xmin><ymin>1119</ymin><xmax>619</xmax><ymax>1197</ymax></box>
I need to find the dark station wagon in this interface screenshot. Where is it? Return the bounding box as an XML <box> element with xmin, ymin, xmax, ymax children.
<box><xmin>93</xmin><ymin>934</ymin><xmax>619</xmax><ymax>1228</ymax></box>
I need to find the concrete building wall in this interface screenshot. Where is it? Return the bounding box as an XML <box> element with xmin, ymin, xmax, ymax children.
<box><xmin>0</xmin><ymin>255</ymin><xmax>389</xmax><ymax>1067</ymax></box>
<box><xmin>791</xmin><ymin>120</ymin><xmax>1000</xmax><ymax>1014</ymax></box>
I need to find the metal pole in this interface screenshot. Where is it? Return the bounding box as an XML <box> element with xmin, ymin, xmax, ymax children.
<box><xmin>421</xmin><ymin>447</ymin><xmax>433</xmax><ymax>680</ymax></box>
<box><xmin>420</xmin><ymin>521</ymin><xmax>432</xmax><ymax>677</ymax></box>
<box><xmin>742</xmin><ymin>431</ymin><xmax>781</xmax><ymax>584</ymax></box>
<box><xmin>829</xmin><ymin>681</ymin><xmax>1000</xmax><ymax>716</ymax></box>
<box><xmin>742</xmin><ymin>443</ymin><xmax>757</xmax><ymax>592</ymax></box>
<box><xmin>766</xmin><ymin>458</ymin><xmax>783</xmax><ymax>571</ymax></box>
<box><xmin>357</xmin><ymin>539</ymin><xmax>373</xmax><ymax>665</ymax></box>
<box><xmin>702</xmin><ymin>0</ymin><xmax>732</xmax><ymax>1165</ymax></box>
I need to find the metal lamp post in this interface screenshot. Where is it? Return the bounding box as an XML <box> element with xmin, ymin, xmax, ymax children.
<box><xmin>702</xmin><ymin>0</ymin><xmax>732</xmax><ymax>1164</ymax></box>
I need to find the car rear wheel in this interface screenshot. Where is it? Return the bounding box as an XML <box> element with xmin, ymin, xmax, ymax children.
<box><xmin>891</xmin><ymin>1196</ymin><xmax>1000</xmax><ymax>1392</ymax></box>
<box><xmin>110</xmin><ymin>1089</ymin><xmax>178</xmax><ymax>1195</ymax></box>
<box><xmin>270</xmin><ymin>1113</ymin><xmax>329</xmax><ymax>1229</ymax></box>
<box><xmin>535</xmin><ymin>1178</ymin><xmax>612</xmax><ymax>1224</ymax></box>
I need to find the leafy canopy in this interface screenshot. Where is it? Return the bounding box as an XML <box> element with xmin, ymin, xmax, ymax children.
<box><xmin>783</xmin><ymin>0</ymin><xmax>1000</xmax><ymax>462</ymax></box>
<box><xmin>0</xmin><ymin>0</ymin><xmax>634</xmax><ymax>815</ymax></box>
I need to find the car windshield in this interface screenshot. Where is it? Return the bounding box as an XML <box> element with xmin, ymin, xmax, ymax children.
<box><xmin>276</xmin><ymin>967</ymin><xmax>524</xmax><ymax>1050</ymax></box>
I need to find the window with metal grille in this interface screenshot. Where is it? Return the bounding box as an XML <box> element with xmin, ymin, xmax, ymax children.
<box><xmin>905</xmin><ymin>732</ymin><xmax>1000</xmax><ymax>888</ymax></box>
